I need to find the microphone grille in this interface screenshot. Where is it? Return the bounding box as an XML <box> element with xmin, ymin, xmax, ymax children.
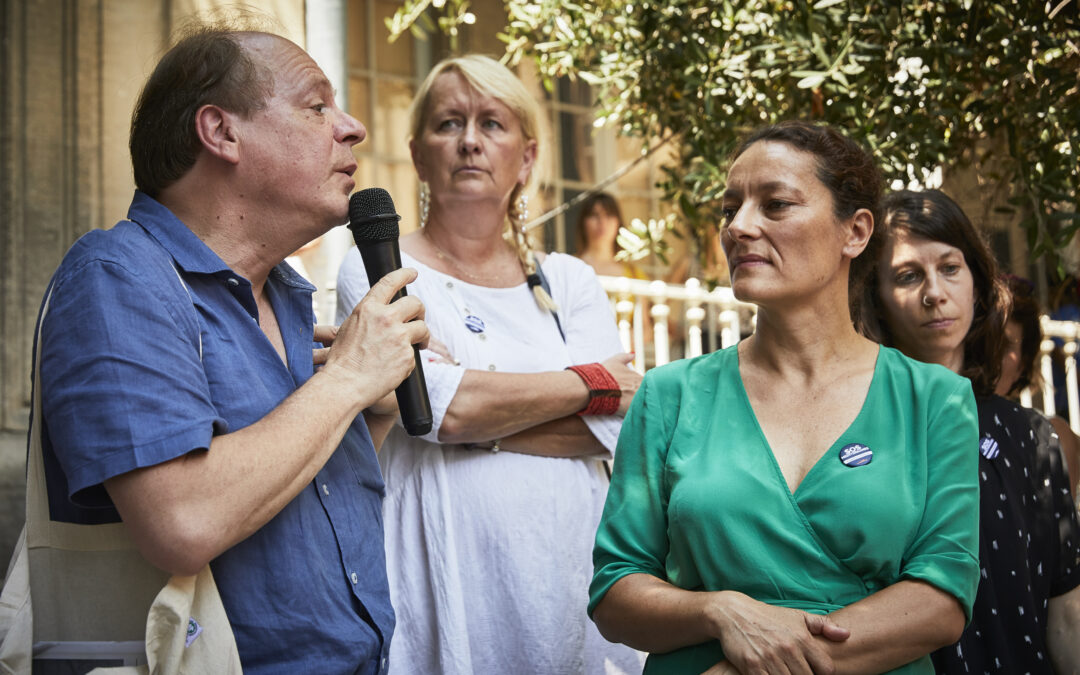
<box><xmin>349</xmin><ymin>188</ymin><xmax>400</xmax><ymax>242</ymax></box>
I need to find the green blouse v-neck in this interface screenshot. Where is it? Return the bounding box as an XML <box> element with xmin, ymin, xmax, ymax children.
<box><xmin>590</xmin><ymin>345</ymin><xmax>980</xmax><ymax>674</ymax></box>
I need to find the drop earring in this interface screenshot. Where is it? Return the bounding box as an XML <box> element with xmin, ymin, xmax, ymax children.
<box><xmin>419</xmin><ymin>182</ymin><xmax>430</xmax><ymax>228</ymax></box>
<box><xmin>516</xmin><ymin>193</ymin><xmax>529</xmax><ymax>227</ymax></box>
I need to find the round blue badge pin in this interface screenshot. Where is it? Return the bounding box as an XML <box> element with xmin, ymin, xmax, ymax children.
<box><xmin>979</xmin><ymin>435</ymin><xmax>1000</xmax><ymax>459</ymax></box>
<box><xmin>465</xmin><ymin>315</ymin><xmax>485</xmax><ymax>333</ymax></box>
<box><xmin>839</xmin><ymin>443</ymin><xmax>872</xmax><ymax>467</ymax></box>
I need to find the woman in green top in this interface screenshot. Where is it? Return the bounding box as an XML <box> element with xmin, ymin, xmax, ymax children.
<box><xmin>589</xmin><ymin>122</ymin><xmax>981</xmax><ymax>675</ymax></box>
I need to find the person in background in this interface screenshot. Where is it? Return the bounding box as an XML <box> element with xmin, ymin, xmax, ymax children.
<box><xmin>575</xmin><ymin>191</ymin><xmax>653</xmax><ymax>349</ymax></box>
<box><xmin>336</xmin><ymin>54</ymin><xmax>643</xmax><ymax>674</ymax></box>
<box><xmin>998</xmin><ymin>274</ymin><xmax>1080</xmax><ymax>500</ymax></box>
<box><xmin>575</xmin><ymin>192</ymin><xmax>645</xmax><ymax>279</ymax></box>
<box><xmin>857</xmin><ymin>188</ymin><xmax>1080</xmax><ymax>674</ymax></box>
<box><xmin>590</xmin><ymin>121</ymin><xmax>980</xmax><ymax>674</ymax></box>
<box><xmin>36</xmin><ymin>25</ymin><xmax>427</xmax><ymax>673</ymax></box>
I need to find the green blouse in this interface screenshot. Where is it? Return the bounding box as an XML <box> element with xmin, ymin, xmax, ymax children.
<box><xmin>590</xmin><ymin>345</ymin><xmax>980</xmax><ymax>674</ymax></box>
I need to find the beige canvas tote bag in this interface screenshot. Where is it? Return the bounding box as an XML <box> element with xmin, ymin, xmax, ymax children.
<box><xmin>0</xmin><ymin>275</ymin><xmax>242</xmax><ymax>674</ymax></box>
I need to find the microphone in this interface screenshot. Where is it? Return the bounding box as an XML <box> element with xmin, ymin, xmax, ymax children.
<box><xmin>348</xmin><ymin>187</ymin><xmax>433</xmax><ymax>436</ymax></box>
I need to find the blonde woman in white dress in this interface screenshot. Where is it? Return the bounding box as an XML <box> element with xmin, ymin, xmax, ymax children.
<box><xmin>336</xmin><ymin>54</ymin><xmax>644</xmax><ymax>674</ymax></box>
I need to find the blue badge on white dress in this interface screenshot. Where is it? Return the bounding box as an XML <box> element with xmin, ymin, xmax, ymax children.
<box><xmin>839</xmin><ymin>443</ymin><xmax>872</xmax><ymax>467</ymax></box>
<box><xmin>464</xmin><ymin>314</ymin><xmax>485</xmax><ymax>333</ymax></box>
<box><xmin>979</xmin><ymin>435</ymin><xmax>1000</xmax><ymax>459</ymax></box>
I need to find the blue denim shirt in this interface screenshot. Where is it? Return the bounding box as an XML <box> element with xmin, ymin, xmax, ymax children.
<box><xmin>37</xmin><ymin>191</ymin><xmax>394</xmax><ymax>674</ymax></box>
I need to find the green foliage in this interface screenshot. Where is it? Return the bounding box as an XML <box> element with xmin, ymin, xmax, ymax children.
<box><xmin>390</xmin><ymin>0</ymin><xmax>1080</xmax><ymax>273</ymax></box>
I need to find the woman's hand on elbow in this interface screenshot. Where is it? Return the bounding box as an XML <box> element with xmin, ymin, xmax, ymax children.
<box><xmin>704</xmin><ymin>591</ymin><xmax>840</xmax><ymax>675</ymax></box>
<box><xmin>599</xmin><ymin>352</ymin><xmax>642</xmax><ymax>416</ymax></box>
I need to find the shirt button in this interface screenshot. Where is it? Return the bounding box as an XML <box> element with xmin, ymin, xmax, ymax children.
<box><xmin>488</xmin><ymin>364</ymin><xmax>496</xmax><ymax>371</ymax></box>
<box><xmin>350</xmin><ymin>572</ymin><xmax>358</xmax><ymax>584</ymax></box>
<box><xmin>322</xmin><ymin>484</ymin><xmax>330</xmax><ymax>496</ymax></box>
<box><xmin>445</xmin><ymin>281</ymin><xmax>454</xmax><ymax>289</ymax></box>
<box><xmin>227</xmin><ymin>277</ymin><xmax>239</xmax><ymax>287</ymax></box>
<box><xmin>478</xmin><ymin>333</ymin><xmax>487</xmax><ymax>341</ymax></box>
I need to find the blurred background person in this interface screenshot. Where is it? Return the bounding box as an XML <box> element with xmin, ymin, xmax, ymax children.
<box><xmin>575</xmin><ymin>191</ymin><xmax>646</xmax><ymax>280</ymax></box>
<box><xmin>575</xmin><ymin>191</ymin><xmax>653</xmax><ymax>350</ymax></box>
<box><xmin>336</xmin><ymin>55</ymin><xmax>643</xmax><ymax>674</ymax></box>
<box><xmin>998</xmin><ymin>274</ymin><xmax>1080</xmax><ymax>500</ymax></box>
<box><xmin>857</xmin><ymin>188</ymin><xmax>1080</xmax><ymax>675</ymax></box>
<box><xmin>590</xmin><ymin>121</ymin><xmax>980</xmax><ymax>674</ymax></box>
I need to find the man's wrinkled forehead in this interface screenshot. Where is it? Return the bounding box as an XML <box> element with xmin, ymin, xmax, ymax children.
<box><xmin>236</xmin><ymin>31</ymin><xmax>333</xmax><ymax>99</ymax></box>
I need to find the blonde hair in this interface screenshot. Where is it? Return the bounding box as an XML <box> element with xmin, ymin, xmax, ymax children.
<box><xmin>409</xmin><ymin>55</ymin><xmax>555</xmax><ymax>311</ymax></box>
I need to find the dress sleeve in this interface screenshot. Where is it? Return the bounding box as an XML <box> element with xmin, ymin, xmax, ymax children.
<box><xmin>551</xmin><ymin>256</ymin><xmax>628</xmax><ymax>453</ymax></box>
<box><xmin>335</xmin><ymin>246</ymin><xmax>368</xmax><ymax>325</ymax></box>
<box><xmin>589</xmin><ymin>371</ymin><xmax>672</xmax><ymax>615</ymax></box>
<box><xmin>335</xmin><ymin>247</ymin><xmax>466</xmax><ymax>443</ymax></box>
<box><xmin>900</xmin><ymin>377</ymin><xmax>981</xmax><ymax>620</ymax></box>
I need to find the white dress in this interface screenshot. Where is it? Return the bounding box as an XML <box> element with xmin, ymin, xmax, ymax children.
<box><xmin>336</xmin><ymin>248</ymin><xmax>645</xmax><ymax>675</ymax></box>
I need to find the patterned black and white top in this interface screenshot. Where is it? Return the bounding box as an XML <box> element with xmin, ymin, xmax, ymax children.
<box><xmin>932</xmin><ymin>395</ymin><xmax>1080</xmax><ymax>674</ymax></box>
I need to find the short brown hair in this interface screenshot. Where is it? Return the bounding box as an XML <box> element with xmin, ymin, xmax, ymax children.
<box><xmin>129</xmin><ymin>26</ymin><xmax>275</xmax><ymax>197</ymax></box>
<box><xmin>856</xmin><ymin>189</ymin><xmax>1009</xmax><ymax>396</ymax></box>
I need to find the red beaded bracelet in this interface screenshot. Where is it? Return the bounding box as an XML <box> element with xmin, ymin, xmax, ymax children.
<box><xmin>566</xmin><ymin>363</ymin><xmax>621</xmax><ymax>416</ymax></box>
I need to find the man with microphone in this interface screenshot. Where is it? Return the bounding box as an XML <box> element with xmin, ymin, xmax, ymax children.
<box><xmin>33</xmin><ymin>23</ymin><xmax>425</xmax><ymax>673</ymax></box>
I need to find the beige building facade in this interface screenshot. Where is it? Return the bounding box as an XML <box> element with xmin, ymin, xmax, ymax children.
<box><xmin>0</xmin><ymin>0</ymin><xmax>677</xmax><ymax>564</ymax></box>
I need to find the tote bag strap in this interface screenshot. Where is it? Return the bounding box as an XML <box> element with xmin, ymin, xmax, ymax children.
<box><xmin>24</xmin><ymin>248</ymin><xmax>238</xmax><ymax>673</ymax></box>
<box><xmin>26</xmin><ymin>281</ymin><xmax>170</xmax><ymax>646</ymax></box>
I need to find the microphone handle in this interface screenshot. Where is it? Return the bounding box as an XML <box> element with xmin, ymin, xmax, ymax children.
<box><xmin>356</xmin><ymin>241</ymin><xmax>433</xmax><ymax>436</ymax></box>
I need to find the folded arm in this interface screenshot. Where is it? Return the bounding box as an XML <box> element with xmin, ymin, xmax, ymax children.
<box><xmin>816</xmin><ymin>579</ymin><xmax>965</xmax><ymax>674</ymax></box>
<box><xmin>594</xmin><ymin>573</ymin><xmax>846</xmax><ymax>675</ymax></box>
<box><xmin>497</xmin><ymin>415</ymin><xmax>608</xmax><ymax>458</ymax></box>
<box><xmin>436</xmin><ymin>352</ymin><xmax>639</xmax><ymax>456</ymax></box>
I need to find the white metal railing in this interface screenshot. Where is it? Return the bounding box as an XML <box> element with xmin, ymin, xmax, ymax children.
<box><xmin>597</xmin><ymin>276</ymin><xmax>1080</xmax><ymax>437</ymax></box>
<box><xmin>1038</xmin><ymin>316</ymin><xmax>1080</xmax><ymax>434</ymax></box>
<box><xmin>596</xmin><ymin>276</ymin><xmax>756</xmax><ymax>372</ymax></box>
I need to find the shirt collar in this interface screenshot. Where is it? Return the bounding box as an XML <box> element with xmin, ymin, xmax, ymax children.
<box><xmin>127</xmin><ymin>190</ymin><xmax>232</xmax><ymax>276</ymax></box>
<box><xmin>126</xmin><ymin>190</ymin><xmax>315</xmax><ymax>292</ymax></box>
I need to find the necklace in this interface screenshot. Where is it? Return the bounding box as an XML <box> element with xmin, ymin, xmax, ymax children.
<box><xmin>422</xmin><ymin>228</ymin><xmax>522</xmax><ymax>286</ymax></box>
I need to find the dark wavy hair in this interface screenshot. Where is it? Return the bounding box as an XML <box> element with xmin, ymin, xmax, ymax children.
<box><xmin>855</xmin><ymin>189</ymin><xmax>1009</xmax><ymax>396</ymax></box>
<box><xmin>575</xmin><ymin>192</ymin><xmax>624</xmax><ymax>256</ymax></box>
<box><xmin>130</xmin><ymin>25</ymin><xmax>275</xmax><ymax>198</ymax></box>
<box><xmin>1002</xmin><ymin>275</ymin><xmax>1041</xmax><ymax>396</ymax></box>
<box><xmin>730</xmin><ymin>121</ymin><xmax>884</xmax><ymax>318</ymax></box>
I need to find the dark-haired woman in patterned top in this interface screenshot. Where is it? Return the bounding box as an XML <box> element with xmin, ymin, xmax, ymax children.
<box><xmin>857</xmin><ymin>188</ymin><xmax>1080</xmax><ymax>673</ymax></box>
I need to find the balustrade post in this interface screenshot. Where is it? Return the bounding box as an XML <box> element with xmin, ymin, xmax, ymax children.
<box><xmin>719</xmin><ymin>310</ymin><xmax>741</xmax><ymax>348</ymax></box>
<box><xmin>1019</xmin><ymin>388</ymin><xmax>1033</xmax><ymax>409</ymax></box>
<box><xmin>651</xmin><ymin>280</ymin><xmax>671</xmax><ymax>366</ymax></box>
<box><xmin>1040</xmin><ymin>337</ymin><xmax>1057</xmax><ymax>417</ymax></box>
<box><xmin>615</xmin><ymin>299</ymin><xmax>635</xmax><ymax>355</ymax></box>
<box><xmin>1064</xmin><ymin>337</ymin><xmax>1080</xmax><ymax>434</ymax></box>
<box><xmin>633</xmin><ymin>298</ymin><xmax>647</xmax><ymax>372</ymax></box>
<box><xmin>685</xmin><ymin>278</ymin><xmax>705</xmax><ymax>358</ymax></box>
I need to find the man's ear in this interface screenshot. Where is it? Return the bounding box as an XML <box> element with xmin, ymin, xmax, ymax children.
<box><xmin>843</xmin><ymin>208</ymin><xmax>874</xmax><ymax>259</ymax></box>
<box><xmin>194</xmin><ymin>104</ymin><xmax>240</xmax><ymax>165</ymax></box>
